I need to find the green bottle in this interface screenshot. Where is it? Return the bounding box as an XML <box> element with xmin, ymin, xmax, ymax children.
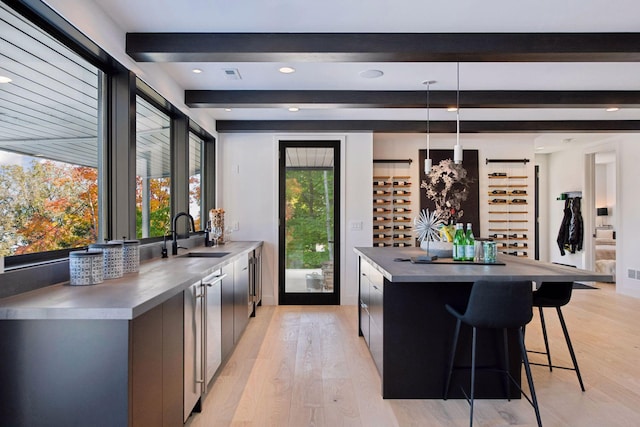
<box><xmin>453</xmin><ymin>223</ymin><xmax>465</xmax><ymax>261</ymax></box>
<box><xmin>464</xmin><ymin>223</ymin><xmax>475</xmax><ymax>261</ymax></box>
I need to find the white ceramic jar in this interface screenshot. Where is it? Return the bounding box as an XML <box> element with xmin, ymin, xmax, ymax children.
<box><xmin>69</xmin><ymin>250</ymin><xmax>104</xmax><ymax>285</ymax></box>
<box><xmin>89</xmin><ymin>242</ymin><xmax>124</xmax><ymax>279</ymax></box>
<box><xmin>108</xmin><ymin>239</ymin><xmax>140</xmax><ymax>273</ymax></box>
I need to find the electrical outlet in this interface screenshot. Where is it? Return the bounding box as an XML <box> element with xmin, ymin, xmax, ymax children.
<box><xmin>628</xmin><ymin>269</ymin><xmax>636</xmax><ymax>279</ymax></box>
<box><xmin>233</xmin><ymin>221</ymin><xmax>239</xmax><ymax>231</ymax></box>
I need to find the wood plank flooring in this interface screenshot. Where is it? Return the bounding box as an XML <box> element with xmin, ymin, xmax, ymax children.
<box><xmin>186</xmin><ymin>282</ymin><xmax>640</xmax><ymax>427</ymax></box>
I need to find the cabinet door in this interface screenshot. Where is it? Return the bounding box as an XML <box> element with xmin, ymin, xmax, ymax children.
<box><xmin>368</xmin><ymin>267</ymin><xmax>384</xmax><ymax>376</ymax></box>
<box><xmin>132</xmin><ymin>292</ymin><xmax>184</xmax><ymax>427</ymax></box>
<box><xmin>233</xmin><ymin>255</ymin><xmax>250</xmax><ymax>344</ymax></box>
<box><xmin>359</xmin><ymin>259</ymin><xmax>371</xmax><ymax>344</ymax></box>
<box><xmin>205</xmin><ymin>277</ymin><xmax>222</xmax><ymax>386</ymax></box>
<box><xmin>221</xmin><ymin>263</ymin><xmax>235</xmax><ymax>361</ymax></box>
<box><xmin>184</xmin><ymin>281</ymin><xmax>204</xmax><ymax>422</ymax></box>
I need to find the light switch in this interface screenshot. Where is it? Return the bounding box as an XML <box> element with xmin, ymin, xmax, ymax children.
<box><xmin>350</xmin><ymin>221</ymin><xmax>363</xmax><ymax>231</ymax></box>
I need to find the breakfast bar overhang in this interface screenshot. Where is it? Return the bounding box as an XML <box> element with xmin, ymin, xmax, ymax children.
<box><xmin>354</xmin><ymin>247</ymin><xmax>613</xmax><ymax>399</ymax></box>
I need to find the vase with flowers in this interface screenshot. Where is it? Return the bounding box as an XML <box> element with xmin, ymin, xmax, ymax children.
<box><xmin>414</xmin><ymin>208</ymin><xmax>453</xmax><ymax>260</ymax></box>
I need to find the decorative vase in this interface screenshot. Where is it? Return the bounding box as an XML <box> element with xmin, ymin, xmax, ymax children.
<box><xmin>420</xmin><ymin>240</ymin><xmax>454</xmax><ymax>258</ymax></box>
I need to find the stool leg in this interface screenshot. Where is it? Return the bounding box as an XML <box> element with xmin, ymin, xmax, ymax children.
<box><xmin>470</xmin><ymin>326</ymin><xmax>477</xmax><ymax>427</ymax></box>
<box><xmin>539</xmin><ymin>306</ymin><xmax>553</xmax><ymax>371</ymax></box>
<box><xmin>444</xmin><ymin>318</ymin><xmax>461</xmax><ymax>399</ymax></box>
<box><xmin>519</xmin><ymin>328</ymin><xmax>543</xmax><ymax>427</ymax></box>
<box><xmin>556</xmin><ymin>307</ymin><xmax>586</xmax><ymax>392</ymax></box>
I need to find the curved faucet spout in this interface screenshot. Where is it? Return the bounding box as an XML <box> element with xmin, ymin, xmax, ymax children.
<box><xmin>171</xmin><ymin>212</ymin><xmax>196</xmax><ymax>255</ymax></box>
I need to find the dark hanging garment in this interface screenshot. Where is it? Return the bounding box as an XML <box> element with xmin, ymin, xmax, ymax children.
<box><xmin>556</xmin><ymin>198</ymin><xmax>571</xmax><ymax>256</ymax></box>
<box><xmin>567</xmin><ymin>197</ymin><xmax>584</xmax><ymax>253</ymax></box>
<box><xmin>556</xmin><ymin>197</ymin><xmax>584</xmax><ymax>256</ymax></box>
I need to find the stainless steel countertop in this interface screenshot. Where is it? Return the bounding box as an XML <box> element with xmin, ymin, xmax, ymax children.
<box><xmin>355</xmin><ymin>246</ymin><xmax>613</xmax><ymax>284</ymax></box>
<box><xmin>0</xmin><ymin>241</ymin><xmax>262</xmax><ymax>320</ymax></box>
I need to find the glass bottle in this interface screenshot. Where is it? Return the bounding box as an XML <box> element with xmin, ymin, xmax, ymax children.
<box><xmin>464</xmin><ymin>223</ymin><xmax>475</xmax><ymax>261</ymax></box>
<box><xmin>453</xmin><ymin>223</ymin><xmax>465</xmax><ymax>261</ymax></box>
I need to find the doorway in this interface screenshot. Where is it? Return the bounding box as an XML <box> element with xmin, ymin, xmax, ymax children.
<box><xmin>278</xmin><ymin>141</ymin><xmax>340</xmax><ymax>305</ymax></box>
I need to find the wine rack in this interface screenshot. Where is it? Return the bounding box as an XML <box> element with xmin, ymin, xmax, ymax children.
<box><xmin>373</xmin><ymin>175</ymin><xmax>413</xmax><ymax>247</ymax></box>
<box><xmin>486</xmin><ymin>170</ymin><xmax>531</xmax><ymax>257</ymax></box>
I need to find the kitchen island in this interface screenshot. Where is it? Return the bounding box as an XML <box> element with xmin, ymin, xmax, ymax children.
<box><xmin>355</xmin><ymin>246</ymin><xmax>612</xmax><ymax>399</ymax></box>
<box><xmin>0</xmin><ymin>241</ymin><xmax>262</xmax><ymax>427</ymax></box>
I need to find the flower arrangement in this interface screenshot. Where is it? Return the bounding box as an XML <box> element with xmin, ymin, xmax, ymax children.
<box><xmin>414</xmin><ymin>208</ymin><xmax>445</xmax><ymax>253</ymax></box>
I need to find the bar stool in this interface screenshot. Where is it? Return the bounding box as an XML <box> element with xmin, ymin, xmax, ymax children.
<box><xmin>529</xmin><ymin>281</ymin><xmax>585</xmax><ymax>391</ymax></box>
<box><xmin>444</xmin><ymin>280</ymin><xmax>542</xmax><ymax>427</ymax></box>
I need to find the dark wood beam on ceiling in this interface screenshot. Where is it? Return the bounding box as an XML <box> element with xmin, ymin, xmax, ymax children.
<box><xmin>185</xmin><ymin>90</ymin><xmax>640</xmax><ymax>108</ymax></box>
<box><xmin>126</xmin><ymin>32</ymin><xmax>640</xmax><ymax>62</ymax></box>
<box><xmin>215</xmin><ymin>120</ymin><xmax>640</xmax><ymax>133</ymax></box>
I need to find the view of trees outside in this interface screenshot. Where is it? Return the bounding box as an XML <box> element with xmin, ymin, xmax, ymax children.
<box><xmin>285</xmin><ymin>169</ymin><xmax>334</xmax><ymax>269</ymax></box>
<box><xmin>135</xmin><ymin>176</ymin><xmax>171</xmax><ymax>239</ymax></box>
<box><xmin>0</xmin><ymin>154</ymin><xmax>98</xmax><ymax>256</ymax></box>
<box><xmin>189</xmin><ymin>174</ymin><xmax>201</xmax><ymax>230</ymax></box>
<box><xmin>188</xmin><ymin>133</ymin><xmax>202</xmax><ymax>230</ymax></box>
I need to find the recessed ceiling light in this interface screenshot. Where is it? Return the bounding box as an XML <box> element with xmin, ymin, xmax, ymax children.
<box><xmin>279</xmin><ymin>66</ymin><xmax>296</xmax><ymax>74</ymax></box>
<box><xmin>224</xmin><ymin>108</ymin><xmax>232</xmax><ymax>112</ymax></box>
<box><xmin>536</xmin><ymin>146</ymin><xmax>545</xmax><ymax>150</ymax></box>
<box><xmin>359</xmin><ymin>69</ymin><xmax>384</xmax><ymax>79</ymax></box>
<box><xmin>288</xmin><ymin>107</ymin><xmax>299</xmax><ymax>112</ymax></box>
<box><xmin>447</xmin><ymin>107</ymin><xmax>458</xmax><ymax>112</ymax></box>
<box><xmin>0</xmin><ymin>75</ymin><xmax>12</xmax><ymax>83</ymax></box>
<box><xmin>192</xmin><ymin>68</ymin><xmax>202</xmax><ymax>74</ymax></box>
<box><xmin>605</xmin><ymin>107</ymin><xmax>620</xmax><ymax>112</ymax></box>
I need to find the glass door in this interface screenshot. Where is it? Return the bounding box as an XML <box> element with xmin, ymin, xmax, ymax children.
<box><xmin>278</xmin><ymin>141</ymin><xmax>340</xmax><ymax>305</ymax></box>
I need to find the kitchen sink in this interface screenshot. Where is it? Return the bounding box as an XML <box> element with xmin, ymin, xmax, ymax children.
<box><xmin>178</xmin><ymin>252</ymin><xmax>230</xmax><ymax>258</ymax></box>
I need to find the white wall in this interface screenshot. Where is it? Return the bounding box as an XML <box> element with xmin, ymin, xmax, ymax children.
<box><xmin>218</xmin><ymin>132</ymin><xmax>373</xmax><ymax>306</ymax></box>
<box><xmin>44</xmin><ymin>0</ymin><xmax>217</xmax><ymax>135</ymax></box>
<box><xmin>617</xmin><ymin>137</ymin><xmax>640</xmax><ymax>297</ymax></box>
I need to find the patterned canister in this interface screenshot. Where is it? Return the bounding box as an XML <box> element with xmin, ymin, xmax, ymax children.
<box><xmin>69</xmin><ymin>250</ymin><xmax>104</xmax><ymax>285</ymax></box>
<box><xmin>89</xmin><ymin>242</ymin><xmax>124</xmax><ymax>279</ymax></box>
<box><xmin>108</xmin><ymin>239</ymin><xmax>140</xmax><ymax>273</ymax></box>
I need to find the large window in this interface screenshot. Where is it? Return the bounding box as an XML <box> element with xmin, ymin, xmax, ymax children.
<box><xmin>189</xmin><ymin>131</ymin><xmax>203</xmax><ymax>230</ymax></box>
<box><xmin>0</xmin><ymin>3</ymin><xmax>104</xmax><ymax>257</ymax></box>
<box><xmin>135</xmin><ymin>95</ymin><xmax>171</xmax><ymax>239</ymax></box>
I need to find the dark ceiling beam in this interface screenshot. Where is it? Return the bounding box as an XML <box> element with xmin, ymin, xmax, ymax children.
<box><xmin>186</xmin><ymin>90</ymin><xmax>640</xmax><ymax>109</ymax></box>
<box><xmin>126</xmin><ymin>32</ymin><xmax>640</xmax><ymax>62</ymax></box>
<box><xmin>215</xmin><ymin>120</ymin><xmax>640</xmax><ymax>133</ymax></box>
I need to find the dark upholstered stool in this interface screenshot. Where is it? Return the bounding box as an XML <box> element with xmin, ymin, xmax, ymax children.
<box><xmin>444</xmin><ymin>280</ymin><xmax>542</xmax><ymax>427</ymax></box>
<box><xmin>529</xmin><ymin>281</ymin><xmax>585</xmax><ymax>391</ymax></box>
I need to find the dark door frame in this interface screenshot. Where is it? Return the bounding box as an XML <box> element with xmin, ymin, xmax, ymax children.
<box><xmin>278</xmin><ymin>140</ymin><xmax>341</xmax><ymax>305</ymax></box>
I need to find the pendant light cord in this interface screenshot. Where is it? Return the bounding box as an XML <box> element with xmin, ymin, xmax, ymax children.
<box><xmin>456</xmin><ymin>62</ymin><xmax>460</xmax><ymax>147</ymax></box>
<box><xmin>426</xmin><ymin>81</ymin><xmax>430</xmax><ymax>158</ymax></box>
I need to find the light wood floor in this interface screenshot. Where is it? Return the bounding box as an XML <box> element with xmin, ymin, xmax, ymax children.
<box><xmin>187</xmin><ymin>282</ymin><xmax>640</xmax><ymax>427</ymax></box>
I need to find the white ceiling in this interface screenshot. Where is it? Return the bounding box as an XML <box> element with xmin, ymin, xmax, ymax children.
<box><xmin>81</xmin><ymin>0</ymin><xmax>640</xmax><ymax>151</ymax></box>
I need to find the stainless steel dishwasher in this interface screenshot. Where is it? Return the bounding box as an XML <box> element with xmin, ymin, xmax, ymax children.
<box><xmin>184</xmin><ymin>269</ymin><xmax>226</xmax><ymax>422</ymax></box>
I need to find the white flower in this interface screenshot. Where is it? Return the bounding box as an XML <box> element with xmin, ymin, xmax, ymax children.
<box><xmin>414</xmin><ymin>209</ymin><xmax>445</xmax><ymax>243</ymax></box>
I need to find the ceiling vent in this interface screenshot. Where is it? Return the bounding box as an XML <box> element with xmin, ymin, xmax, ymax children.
<box><xmin>222</xmin><ymin>68</ymin><xmax>242</xmax><ymax>80</ymax></box>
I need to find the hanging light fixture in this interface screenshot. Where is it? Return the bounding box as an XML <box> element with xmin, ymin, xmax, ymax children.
<box><xmin>453</xmin><ymin>62</ymin><xmax>463</xmax><ymax>164</ymax></box>
<box><xmin>422</xmin><ymin>80</ymin><xmax>436</xmax><ymax>174</ymax></box>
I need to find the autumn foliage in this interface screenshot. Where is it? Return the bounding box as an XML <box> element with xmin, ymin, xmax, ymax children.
<box><xmin>0</xmin><ymin>160</ymin><xmax>98</xmax><ymax>256</ymax></box>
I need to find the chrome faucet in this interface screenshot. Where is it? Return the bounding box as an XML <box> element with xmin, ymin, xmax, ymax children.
<box><xmin>171</xmin><ymin>212</ymin><xmax>196</xmax><ymax>255</ymax></box>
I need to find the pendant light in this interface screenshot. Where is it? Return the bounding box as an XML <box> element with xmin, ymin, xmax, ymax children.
<box><xmin>453</xmin><ymin>62</ymin><xmax>463</xmax><ymax>164</ymax></box>
<box><xmin>422</xmin><ymin>80</ymin><xmax>436</xmax><ymax>174</ymax></box>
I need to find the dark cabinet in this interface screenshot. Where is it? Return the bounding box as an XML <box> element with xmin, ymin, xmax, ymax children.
<box><xmin>359</xmin><ymin>260</ymin><xmax>371</xmax><ymax>345</ymax></box>
<box><xmin>132</xmin><ymin>292</ymin><xmax>184</xmax><ymax>427</ymax></box>
<box><xmin>368</xmin><ymin>267</ymin><xmax>384</xmax><ymax>376</ymax></box>
<box><xmin>233</xmin><ymin>254</ymin><xmax>250</xmax><ymax>344</ymax></box>
<box><xmin>358</xmin><ymin>258</ymin><xmax>384</xmax><ymax>376</ymax></box>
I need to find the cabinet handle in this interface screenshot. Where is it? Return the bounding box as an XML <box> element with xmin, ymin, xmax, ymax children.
<box><xmin>372</xmin><ymin>285</ymin><xmax>380</xmax><ymax>291</ymax></box>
